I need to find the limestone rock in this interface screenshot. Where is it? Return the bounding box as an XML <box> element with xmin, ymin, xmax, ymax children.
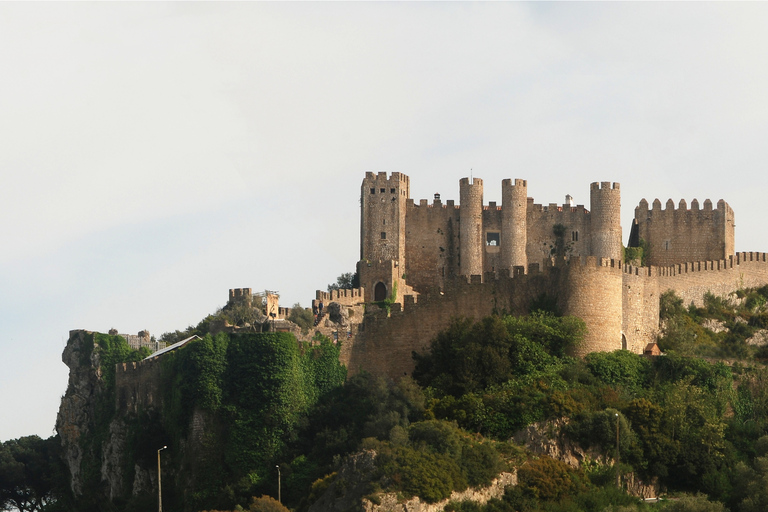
<box><xmin>308</xmin><ymin>450</ymin><xmax>516</xmax><ymax>512</ymax></box>
<box><xmin>747</xmin><ymin>329</ymin><xmax>768</xmax><ymax>346</ymax></box>
<box><xmin>326</xmin><ymin>302</ymin><xmax>349</xmax><ymax>326</ymax></box>
<box><xmin>702</xmin><ymin>318</ymin><xmax>727</xmax><ymax>333</ymax></box>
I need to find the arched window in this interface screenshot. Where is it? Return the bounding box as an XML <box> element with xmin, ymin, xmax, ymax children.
<box><xmin>374</xmin><ymin>282</ymin><xmax>388</xmax><ymax>301</ymax></box>
<box><xmin>621</xmin><ymin>333</ymin><xmax>627</xmax><ymax>350</ymax></box>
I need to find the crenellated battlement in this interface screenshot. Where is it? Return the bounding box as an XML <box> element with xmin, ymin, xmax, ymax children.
<box><xmin>591</xmin><ymin>181</ymin><xmax>620</xmax><ymax>191</ymax></box>
<box><xmin>530</xmin><ymin>203</ymin><xmax>589</xmax><ymax>213</ymax></box>
<box><xmin>315</xmin><ymin>287</ymin><xmax>366</xmax><ymax>305</ymax></box>
<box><xmin>459</xmin><ymin>177</ymin><xmax>483</xmax><ymax>187</ymax></box>
<box><xmin>364</xmin><ymin>171</ymin><xmax>410</xmax><ymax>186</ymax></box>
<box><xmin>634</xmin><ymin>195</ymin><xmax>734</xmax><ymax>267</ymax></box>
<box><xmin>638</xmin><ymin>197</ymin><xmax>729</xmax><ymax>213</ymax></box>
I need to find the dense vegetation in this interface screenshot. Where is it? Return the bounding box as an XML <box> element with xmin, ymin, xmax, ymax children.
<box><xmin>7</xmin><ymin>285</ymin><xmax>768</xmax><ymax>512</ymax></box>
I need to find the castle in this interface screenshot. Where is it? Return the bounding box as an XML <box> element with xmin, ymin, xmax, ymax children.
<box><xmin>112</xmin><ymin>171</ymin><xmax>768</xmax><ymax>385</ymax></box>
<box><xmin>318</xmin><ymin>171</ymin><xmax>765</xmax><ymax>378</ymax></box>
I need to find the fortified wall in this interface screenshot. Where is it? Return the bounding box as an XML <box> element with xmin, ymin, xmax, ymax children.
<box><xmin>633</xmin><ymin>198</ymin><xmax>734</xmax><ymax>267</ymax></box>
<box><xmin>344</xmin><ymin>256</ymin><xmax>625</xmax><ymax>378</ymax></box>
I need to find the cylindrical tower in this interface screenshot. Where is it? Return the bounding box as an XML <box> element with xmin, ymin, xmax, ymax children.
<box><xmin>590</xmin><ymin>182</ymin><xmax>622</xmax><ymax>262</ymax></box>
<box><xmin>501</xmin><ymin>178</ymin><xmax>528</xmax><ymax>272</ymax></box>
<box><xmin>459</xmin><ymin>177</ymin><xmax>484</xmax><ymax>278</ymax></box>
<box><xmin>561</xmin><ymin>257</ymin><xmax>623</xmax><ymax>357</ymax></box>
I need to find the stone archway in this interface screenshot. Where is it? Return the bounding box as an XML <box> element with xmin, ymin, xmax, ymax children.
<box><xmin>374</xmin><ymin>282</ymin><xmax>388</xmax><ymax>301</ymax></box>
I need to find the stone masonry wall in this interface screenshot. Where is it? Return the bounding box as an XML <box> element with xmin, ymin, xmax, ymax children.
<box><xmin>525</xmin><ymin>203</ymin><xmax>592</xmax><ymax>269</ymax></box>
<box><xmin>561</xmin><ymin>257</ymin><xmax>623</xmax><ymax>357</ymax></box>
<box><xmin>621</xmin><ymin>253</ymin><xmax>768</xmax><ymax>353</ymax></box>
<box><xmin>659</xmin><ymin>252</ymin><xmax>768</xmax><ymax>306</ymax></box>
<box><xmin>622</xmin><ymin>266</ymin><xmax>661</xmax><ymax>354</ymax></box>
<box><xmin>342</xmin><ymin>259</ymin><xmax>623</xmax><ymax>379</ymax></box>
<box><xmin>372</xmin><ymin>175</ymin><xmax>621</xmax><ymax>296</ymax></box>
<box><xmin>635</xmin><ymin>198</ymin><xmax>735</xmax><ymax>267</ymax></box>
<box><xmin>114</xmin><ymin>358</ymin><xmax>164</xmax><ymax>414</ymax></box>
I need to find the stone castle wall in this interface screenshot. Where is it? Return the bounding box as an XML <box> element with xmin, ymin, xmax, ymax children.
<box><xmin>114</xmin><ymin>358</ymin><xmax>164</xmax><ymax>414</ymax></box>
<box><xmin>362</xmin><ymin>173</ymin><xmax>623</xmax><ymax>303</ymax></box>
<box><xmin>634</xmin><ymin>198</ymin><xmax>735</xmax><ymax>267</ymax></box>
<box><xmin>620</xmin><ymin>252</ymin><xmax>768</xmax><ymax>353</ymax></box>
<box><xmin>342</xmin><ymin>258</ymin><xmax>624</xmax><ymax>378</ymax></box>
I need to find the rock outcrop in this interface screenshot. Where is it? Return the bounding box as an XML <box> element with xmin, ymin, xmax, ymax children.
<box><xmin>56</xmin><ymin>330</ymin><xmax>104</xmax><ymax>496</ymax></box>
<box><xmin>514</xmin><ymin>418</ymin><xmax>659</xmax><ymax>499</ymax></box>
<box><xmin>308</xmin><ymin>450</ymin><xmax>517</xmax><ymax>512</ymax></box>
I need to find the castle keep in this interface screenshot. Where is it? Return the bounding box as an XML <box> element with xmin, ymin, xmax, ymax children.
<box><xmin>357</xmin><ymin>171</ymin><xmax>624</xmax><ymax>304</ymax></box>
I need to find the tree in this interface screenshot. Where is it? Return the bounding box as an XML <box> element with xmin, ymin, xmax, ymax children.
<box><xmin>327</xmin><ymin>272</ymin><xmax>359</xmax><ymax>292</ymax></box>
<box><xmin>0</xmin><ymin>436</ymin><xmax>63</xmax><ymax>512</ymax></box>
<box><xmin>413</xmin><ymin>313</ymin><xmax>585</xmax><ymax>395</ymax></box>
<box><xmin>287</xmin><ymin>304</ymin><xmax>314</xmax><ymax>334</ymax></box>
<box><xmin>249</xmin><ymin>495</ymin><xmax>290</xmax><ymax>512</ymax></box>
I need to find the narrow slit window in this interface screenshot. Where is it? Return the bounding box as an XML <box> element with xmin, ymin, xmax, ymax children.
<box><xmin>381</xmin><ymin>232</ymin><xmax>386</xmax><ymax>240</ymax></box>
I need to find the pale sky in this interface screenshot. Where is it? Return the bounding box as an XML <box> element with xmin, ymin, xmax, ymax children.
<box><xmin>2</xmin><ymin>2</ymin><xmax>768</xmax><ymax>441</ymax></box>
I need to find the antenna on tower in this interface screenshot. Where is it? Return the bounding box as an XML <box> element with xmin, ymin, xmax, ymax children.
<box><xmin>470</xmin><ymin>168</ymin><xmax>473</xmax><ymax>181</ymax></box>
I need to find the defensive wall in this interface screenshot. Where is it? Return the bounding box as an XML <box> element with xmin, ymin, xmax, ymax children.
<box><xmin>342</xmin><ymin>256</ymin><xmax>625</xmax><ymax>378</ymax></box>
<box><xmin>621</xmin><ymin>252</ymin><xmax>768</xmax><ymax>353</ymax></box>
<box><xmin>114</xmin><ymin>358</ymin><xmax>164</xmax><ymax>414</ymax></box>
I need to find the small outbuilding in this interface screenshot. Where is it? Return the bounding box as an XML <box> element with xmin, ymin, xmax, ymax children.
<box><xmin>643</xmin><ymin>342</ymin><xmax>662</xmax><ymax>357</ymax></box>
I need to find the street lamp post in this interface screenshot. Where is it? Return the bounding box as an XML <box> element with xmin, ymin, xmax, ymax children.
<box><xmin>276</xmin><ymin>465</ymin><xmax>281</xmax><ymax>504</ymax></box>
<box><xmin>615</xmin><ymin>413</ymin><xmax>620</xmax><ymax>488</ymax></box>
<box><xmin>158</xmin><ymin>446</ymin><xmax>168</xmax><ymax>512</ymax></box>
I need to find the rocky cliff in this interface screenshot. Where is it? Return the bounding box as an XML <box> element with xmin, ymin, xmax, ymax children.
<box><xmin>55</xmin><ymin>330</ymin><xmax>163</xmax><ymax>509</ymax></box>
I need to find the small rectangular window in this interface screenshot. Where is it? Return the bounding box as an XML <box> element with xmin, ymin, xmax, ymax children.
<box><xmin>572</xmin><ymin>231</ymin><xmax>579</xmax><ymax>242</ymax></box>
<box><xmin>380</xmin><ymin>188</ymin><xmax>385</xmax><ymax>193</ymax></box>
<box><xmin>381</xmin><ymin>232</ymin><xmax>386</xmax><ymax>239</ymax></box>
<box><xmin>370</xmin><ymin>188</ymin><xmax>375</xmax><ymax>194</ymax></box>
<box><xmin>390</xmin><ymin>188</ymin><xmax>395</xmax><ymax>193</ymax></box>
<box><xmin>486</xmin><ymin>232</ymin><xmax>500</xmax><ymax>246</ymax></box>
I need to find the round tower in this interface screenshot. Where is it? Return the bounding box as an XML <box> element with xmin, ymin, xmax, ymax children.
<box><xmin>459</xmin><ymin>177</ymin><xmax>484</xmax><ymax>278</ymax></box>
<box><xmin>501</xmin><ymin>178</ymin><xmax>527</xmax><ymax>272</ymax></box>
<box><xmin>561</xmin><ymin>257</ymin><xmax>623</xmax><ymax>357</ymax></box>
<box><xmin>589</xmin><ymin>182</ymin><xmax>622</xmax><ymax>262</ymax></box>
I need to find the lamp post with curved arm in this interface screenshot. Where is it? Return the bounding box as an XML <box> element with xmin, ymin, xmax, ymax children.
<box><xmin>615</xmin><ymin>413</ymin><xmax>620</xmax><ymax>488</ymax></box>
<box><xmin>276</xmin><ymin>465</ymin><xmax>281</xmax><ymax>504</ymax></box>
